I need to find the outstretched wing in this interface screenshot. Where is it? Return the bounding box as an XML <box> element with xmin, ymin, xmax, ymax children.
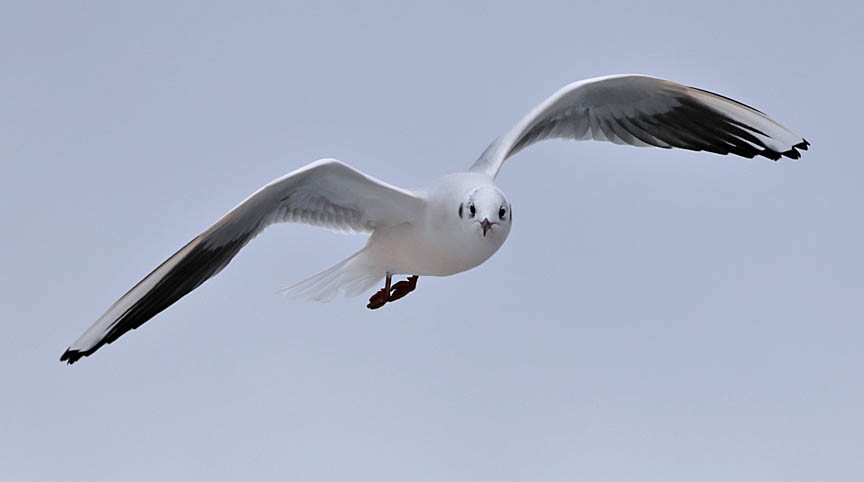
<box><xmin>61</xmin><ymin>159</ymin><xmax>422</xmax><ymax>364</ymax></box>
<box><xmin>470</xmin><ymin>75</ymin><xmax>809</xmax><ymax>179</ymax></box>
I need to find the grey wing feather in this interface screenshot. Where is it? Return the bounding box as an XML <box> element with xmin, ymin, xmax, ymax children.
<box><xmin>61</xmin><ymin>159</ymin><xmax>421</xmax><ymax>364</ymax></box>
<box><xmin>470</xmin><ymin>74</ymin><xmax>809</xmax><ymax>179</ymax></box>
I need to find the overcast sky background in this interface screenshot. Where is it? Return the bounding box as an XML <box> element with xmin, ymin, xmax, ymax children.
<box><xmin>2</xmin><ymin>1</ymin><xmax>862</xmax><ymax>481</ymax></box>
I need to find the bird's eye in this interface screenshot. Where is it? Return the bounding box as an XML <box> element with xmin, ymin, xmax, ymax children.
<box><xmin>498</xmin><ymin>206</ymin><xmax>507</xmax><ymax>219</ymax></box>
<box><xmin>468</xmin><ymin>203</ymin><xmax>476</xmax><ymax>217</ymax></box>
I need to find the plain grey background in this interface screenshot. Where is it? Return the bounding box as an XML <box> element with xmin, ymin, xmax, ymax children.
<box><xmin>2</xmin><ymin>1</ymin><xmax>861</xmax><ymax>481</ymax></box>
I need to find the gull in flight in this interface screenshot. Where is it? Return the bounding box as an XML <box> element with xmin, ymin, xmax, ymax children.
<box><xmin>60</xmin><ymin>74</ymin><xmax>809</xmax><ymax>364</ymax></box>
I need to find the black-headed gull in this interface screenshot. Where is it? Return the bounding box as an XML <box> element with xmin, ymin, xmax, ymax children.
<box><xmin>61</xmin><ymin>74</ymin><xmax>809</xmax><ymax>364</ymax></box>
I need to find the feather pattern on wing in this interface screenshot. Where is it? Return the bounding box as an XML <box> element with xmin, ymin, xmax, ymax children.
<box><xmin>60</xmin><ymin>159</ymin><xmax>422</xmax><ymax>363</ymax></box>
<box><xmin>470</xmin><ymin>75</ymin><xmax>809</xmax><ymax>179</ymax></box>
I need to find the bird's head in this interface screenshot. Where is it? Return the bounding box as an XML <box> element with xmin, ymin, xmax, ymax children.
<box><xmin>456</xmin><ymin>186</ymin><xmax>512</xmax><ymax>241</ymax></box>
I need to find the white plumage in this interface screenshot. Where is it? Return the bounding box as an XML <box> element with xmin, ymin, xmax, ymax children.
<box><xmin>61</xmin><ymin>75</ymin><xmax>808</xmax><ymax>364</ymax></box>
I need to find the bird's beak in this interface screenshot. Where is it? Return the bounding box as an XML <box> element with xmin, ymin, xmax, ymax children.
<box><xmin>480</xmin><ymin>218</ymin><xmax>492</xmax><ymax>237</ymax></box>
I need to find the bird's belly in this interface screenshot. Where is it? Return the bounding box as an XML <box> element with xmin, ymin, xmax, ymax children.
<box><xmin>366</xmin><ymin>224</ymin><xmax>498</xmax><ymax>277</ymax></box>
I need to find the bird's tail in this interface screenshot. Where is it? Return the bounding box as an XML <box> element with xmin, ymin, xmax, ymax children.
<box><xmin>280</xmin><ymin>248</ymin><xmax>382</xmax><ymax>302</ymax></box>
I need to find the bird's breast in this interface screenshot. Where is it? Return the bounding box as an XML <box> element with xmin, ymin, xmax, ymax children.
<box><xmin>366</xmin><ymin>222</ymin><xmax>503</xmax><ymax>277</ymax></box>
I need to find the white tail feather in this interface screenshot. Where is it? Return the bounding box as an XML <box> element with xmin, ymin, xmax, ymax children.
<box><xmin>281</xmin><ymin>249</ymin><xmax>382</xmax><ymax>302</ymax></box>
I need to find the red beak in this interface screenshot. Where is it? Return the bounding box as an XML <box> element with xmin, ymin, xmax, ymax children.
<box><xmin>480</xmin><ymin>218</ymin><xmax>492</xmax><ymax>237</ymax></box>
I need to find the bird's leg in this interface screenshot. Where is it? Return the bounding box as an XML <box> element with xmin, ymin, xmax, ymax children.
<box><xmin>367</xmin><ymin>273</ymin><xmax>392</xmax><ymax>310</ymax></box>
<box><xmin>388</xmin><ymin>275</ymin><xmax>419</xmax><ymax>302</ymax></box>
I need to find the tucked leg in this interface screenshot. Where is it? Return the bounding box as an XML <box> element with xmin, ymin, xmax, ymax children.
<box><xmin>366</xmin><ymin>273</ymin><xmax>392</xmax><ymax>310</ymax></box>
<box><xmin>388</xmin><ymin>275</ymin><xmax>419</xmax><ymax>302</ymax></box>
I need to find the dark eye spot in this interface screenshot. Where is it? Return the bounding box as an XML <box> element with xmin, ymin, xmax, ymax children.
<box><xmin>468</xmin><ymin>203</ymin><xmax>476</xmax><ymax>217</ymax></box>
<box><xmin>458</xmin><ymin>203</ymin><xmax>463</xmax><ymax>218</ymax></box>
<box><xmin>498</xmin><ymin>206</ymin><xmax>507</xmax><ymax>219</ymax></box>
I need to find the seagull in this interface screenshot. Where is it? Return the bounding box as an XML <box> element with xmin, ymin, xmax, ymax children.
<box><xmin>60</xmin><ymin>74</ymin><xmax>809</xmax><ymax>364</ymax></box>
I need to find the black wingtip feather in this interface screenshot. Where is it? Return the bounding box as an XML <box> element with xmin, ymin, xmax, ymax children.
<box><xmin>758</xmin><ymin>141</ymin><xmax>810</xmax><ymax>161</ymax></box>
<box><xmin>784</xmin><ymin>148</ymin><xmax>801</xmax><ymax>160</ymax></box>
<box><xmin>638</xmin><ymin>97</ymin><xmax>808</xmax><ymax>163</ymax></box>
<box><xmin>777</xmin><ymin>139</ymin><xmax>810</xmax><ymax>160</ymax></box>
<box><xmin>59</xmin><ymin>232</ymin><xmax>251</xmax><ymax>366</ymax></box>
<box><xmin>760</xmin><ymin>149</ymin><xmax>782</xmax><ymax>161</ymax></box>
<box><xmin>60</xmin><ymin>348</ymin><xmax>86</xmax><ymax>365</ymax></box>
<box><xmin>60</xmin><ymin>344</ymin><xmax>105</xmax><ymax>364</ymax></box>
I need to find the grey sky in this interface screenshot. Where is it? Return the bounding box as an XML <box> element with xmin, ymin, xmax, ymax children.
<box><xmin>2</xmin><ymin>1</ymin><xmax>862</xmax><ymax>481</ymax></box>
